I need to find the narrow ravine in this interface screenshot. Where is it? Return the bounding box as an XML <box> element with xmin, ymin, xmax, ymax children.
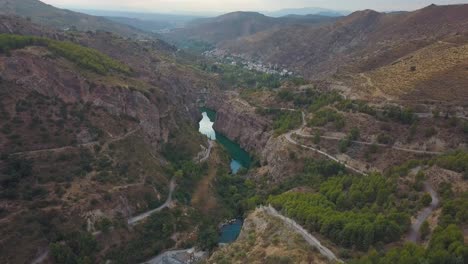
<box><xmin>199</xmin><ymin>107</ymin><xmax>251</xmax><ymax>173</ymax></box>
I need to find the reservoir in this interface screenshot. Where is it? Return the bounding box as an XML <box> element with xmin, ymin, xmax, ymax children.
<box><xmin>198</xmin><ymin>108</ymin><xmax>251</xmax><ymax>173</ymax></box>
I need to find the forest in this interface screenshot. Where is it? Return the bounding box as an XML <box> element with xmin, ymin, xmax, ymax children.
<box><xmin>268</xmin><ymin>173</ymin><xmax>409</xmax><ymax>251</ymax></box>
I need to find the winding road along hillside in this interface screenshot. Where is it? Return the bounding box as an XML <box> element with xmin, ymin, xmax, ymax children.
<box><xmin>127</xmin><ymin>178</ymin><xmax>176</xmax><ymax>225</ymax></box>
<box><xmin>406</xmin><ymin>182</ymin><xmax>440</xmax><ymax>242</ymax></box>
<box><xmin>260</xmin><ymin>205</ymin><xmax>343</xmax><ymax>263</ymax></box>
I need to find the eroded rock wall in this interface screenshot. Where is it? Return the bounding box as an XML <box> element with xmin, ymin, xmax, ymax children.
<box><xmin>206</xmin><ymin>94</ymin><xmax>272</xmax><ymax>155</ymax></box>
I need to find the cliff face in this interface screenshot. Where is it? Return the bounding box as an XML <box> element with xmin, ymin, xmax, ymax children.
<box><xmin>0</xmin><ymin>50</ymin><xmax>173</xmax><ymax>147</ymax></box>
<box><xmin>206</xmin><ymin>94</ymin><xmax>272</xmax><ymax>155</ymax></box>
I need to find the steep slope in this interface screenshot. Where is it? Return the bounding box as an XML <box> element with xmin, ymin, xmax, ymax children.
<box><xmin>0</xmin><ymin>0</ymin><xmax>144</xmax><ymax>38</ymax></box>
<box><xmin>221</xmin><ymin>4</ymin><xmax>468</xmax><ymax>100</ymax></box>
<box><xmin>164</xmin><ymin>11</ymin><xmax>336</xmax><ymax>46</ymax></box>
<box><xmin>0</xmin><ymin>16</ymin><xmax>218</xmax><ymax>263</ymax></box>
<box><xmin>207</xmin><ymin>208</ymin><xmax>330</xmax><ymax>263</ymax></box>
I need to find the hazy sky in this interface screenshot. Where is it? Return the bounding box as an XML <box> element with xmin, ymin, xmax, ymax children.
<box><xmin>42</xmin><ymin>0</ymin><xmax>466</xmax><ymax>14</ymax></box>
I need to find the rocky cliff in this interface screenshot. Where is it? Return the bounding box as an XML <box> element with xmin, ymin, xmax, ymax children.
<box><xmin>206</xmin><ymin>93</ymin><xmax>272</xmax><ymax>155</ymax></box>
<box><xmin>0</xmin><ymin>16</ymin><xmax>218</xmax><ymax>150</ymax></box>
<box><xmin>1</xmin><ymin>48</ymin><xmax>171</xmax><ymax>148</ymax></box>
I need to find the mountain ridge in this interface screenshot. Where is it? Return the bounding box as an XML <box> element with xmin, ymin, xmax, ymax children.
<box><xmin>0</xmin><ymin>0</ymin><xmax>146</xmax><ymax>37</ymax></box>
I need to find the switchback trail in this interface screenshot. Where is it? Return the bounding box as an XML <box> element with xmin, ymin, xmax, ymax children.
<box><xmin>284</xmin><ymin>110</ymin><xmax>367</xmax><ymax>175</ymax></box>
<box><xmin>260</xmin><ymin>205</ymin><xmax>343</xmax><ymax>263</ymax></box>
<box><xmin>406</xmin><ymin>181</ymin><xmax>440</xmax><ymax>242</ymax></box>
<box><xmin>127</xmin><ymin>178</ymin><xmax>176</xmax><ymax>225</ymax></box>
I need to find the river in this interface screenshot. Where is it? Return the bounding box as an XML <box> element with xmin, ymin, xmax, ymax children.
<box><xmin>199</xmin><ymin>108</ymin><xmax>251</xmax><ymax>174</ymax></box>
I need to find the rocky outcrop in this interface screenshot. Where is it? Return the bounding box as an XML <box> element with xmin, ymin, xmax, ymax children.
<box><xmin>260</xmin><ymin>136</ymin><xmax>296</xmax><ymax>180</ymax></box>
<box><xmin>207</xmin><ymin>94</ymin><xmax>272</xmax><ymax>155</ymax></box>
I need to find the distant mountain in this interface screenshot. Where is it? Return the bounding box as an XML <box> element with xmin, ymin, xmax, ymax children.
<box><xmin>265</xmin><ymin>7</ymin><xmax>350</xmax><ymax>17</ymax></box>
<box><xmin>222</xmin><ymin>4</ymin><xmax>468</xmax><ymax>101</ymax></box>
<box><xmin>76</xmin><ymin>9</ymin><xmax>201</xmax><ymax>30</ymax></box>
<box><xmin>164</xmin><ymin>11</ymin><xmax>337</xmax><ymax>46</ymax></box>
<box><xmin>0</xmin><ymin>0</ymin><xmax>144</xmax><ymax>37</ymax></box>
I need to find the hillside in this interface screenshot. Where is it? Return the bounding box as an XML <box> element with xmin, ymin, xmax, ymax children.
<box><xmin>164</xmin><ymin>11</ymin><xmax>337</xmax><ymax>48</ymax></box>
<box><xmin>1</xmin><ymin>2</ymin><xmax>468</xmax><ymax>264</ymax></box>
<box><xmin>220</xmin><ymin>4</ymin><xmax>468</xmax><ymax>101</ymax></box>
<box><xmin>0</xmin><ymin>15</ymin><xmax>220</xmax><ymax>263</ymax></box>
<box><xmin>0</xmin><ymin>0</ymin><xmax>144</xmax><ymax>38</ymax></box>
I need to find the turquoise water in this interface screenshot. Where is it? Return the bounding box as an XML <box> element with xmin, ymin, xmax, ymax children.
<box><xmin>219</xmin><ymin>219</ymin><xmax>243</xmax><ymax>243</ymax></box>
<box><xmin>199</xmin><ymin>108</ymin><xmax>251</xmax><ymax>173</ymax></box>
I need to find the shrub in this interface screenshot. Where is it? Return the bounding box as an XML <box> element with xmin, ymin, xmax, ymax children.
<box><xmin>349</xmin><ymin>127</ymin><xmax>360</xmax><ymax>141</ymax></box>
<box><xmin>313</xmin><ymin>131</ymin><xmax>321</xmax><ymax>144</ymax></box>
<box><xmin>1</xmin><ymin>124</ymin><xmax>12</xmax><ymax>134</ymax></box>
<box><xmin>462</xmin><ymin>122</ymin><xmax>468</xmax><ymax>134</ymax></box>
<box><xmin>377</xmin><ymin>133</ymin><xmax>393</xmax><ymax>145</ymax></box>
<box><xmin>424</xmin><ymin>127</ymin><xmax>437</xmax><ymax>138</ymax></box>
<box><xmin>339</xmin><ymin>139</ymin><xmax>351</xmax><ymax>153</ymax></box>
<box><xmin>309</xmin><ymin>109</ymin><xmax>344</xmax><ymax>128</ymax></box>
<box><xmin>420</xmin><ymin>220</ymin><xmax>430</xmax><ymax>240</ymax></box>
<box><xmin>381</xmin><ymin>105</ymin><xmax>416</xmax><ymax>125</ymax></box>
<box><xmin>421</xmin><ymin>193</ymin><xmax>432</xmax><ymax>207</ymax></box>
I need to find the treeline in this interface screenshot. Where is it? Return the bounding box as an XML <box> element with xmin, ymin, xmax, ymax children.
<box><xmin>200</xmin><ymin>63</ymin><xmax>282</xmax><ymax>89</ymax></box>
<box><xmin>0</xmin><ymin>34</ymin><xmax>131</xmax><ymax>75</ymax></box>
<box><xmin>268</xmin><ymin>174</ymin><xmax>409</xmax><ymax>250</ymax></box>
<box><xmin>351</xmin><ymin>224</ymin><xmax>468</xmax><ymax>264</ymax></box>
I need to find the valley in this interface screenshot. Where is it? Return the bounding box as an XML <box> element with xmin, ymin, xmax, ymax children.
<box><xmin>0</xmin><ymin>1</ymin><xmax>467</xmax><ymax>264</ymax></box>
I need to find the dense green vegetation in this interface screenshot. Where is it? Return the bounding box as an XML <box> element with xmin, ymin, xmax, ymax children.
<box><xmin>200</xmin><ymin>63</ymin><xmax>282</xmax><ymax>89</ymax></box>
<box><xmin>214</xmin><ymin>168</ymin><xmax>256</xmax><ymax>218</ymax></box>
<box><xmin>173</xmin><ymin>161</ymin><xmax>208</xmax><ymax>204</ymax></box>
<box><xmin>269</xmin><ymin>173</ymin><xmax>409</xmax><ymax>250</ymax></box>
<box><xmin>351</xmin><ymin>151</ymin><xmax>468</xmax><ymax>263</ymax></box>
<box><xmin>308</xmin><ymin>108</ymin><xmax>345</xmax><ymax>130</ymax></box>
<box><xmin>351</xmin><ymin>225</ymin><xmax>468</xmax><ymax>264</ymax></box>
<box><xmin>256</xmin><ymin>108</ymin><xmax>302</xmax><ymax>135</ymax></box>
<box><xmin>439</xmin><ymin>195</ymin><xmax>468</xmax><ymax>227</ymax></box>
<box><xmin>433</xmin><ymin>150</ymin><xmax>468</xmax><ymax>174</ymax></box>
<box><xmin>0</xmin><ymin>34</ymin><xmax>131</xmax><ymax>75</ymax></box>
